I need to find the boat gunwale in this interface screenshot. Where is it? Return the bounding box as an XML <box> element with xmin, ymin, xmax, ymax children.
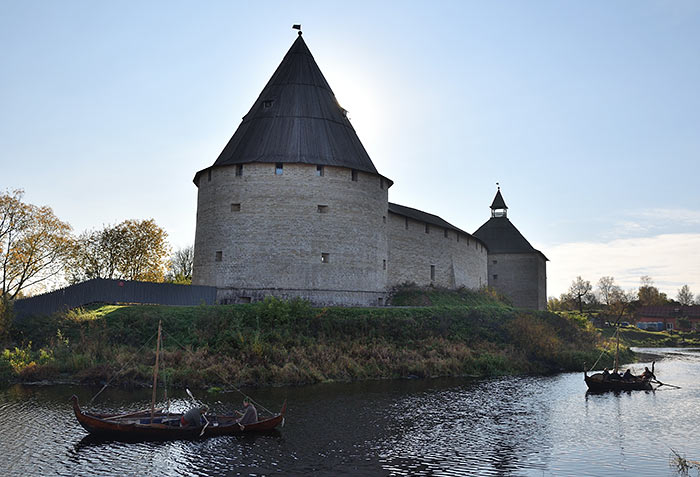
<box><xmin>71</xmin><ymin>395</ymin><xmax>286</xmax><ymax>439</ymax></box>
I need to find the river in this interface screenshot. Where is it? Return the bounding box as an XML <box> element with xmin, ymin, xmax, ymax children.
<box><xmin>1</xmin><ymin>347</ymin><xmax>698</xmax><ymax>476</ymax></box>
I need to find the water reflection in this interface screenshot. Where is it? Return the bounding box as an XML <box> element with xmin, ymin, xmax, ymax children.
<box><xmin>0</xmin><ymin>348</ymin><xmax>698</xmax><ymax>476</ymax></box>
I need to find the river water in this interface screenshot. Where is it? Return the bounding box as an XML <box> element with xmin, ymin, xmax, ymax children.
<box><xmin>1</xmin><ymin>347</ymin><xmax>698</xmax><ymax>476</ymax></box>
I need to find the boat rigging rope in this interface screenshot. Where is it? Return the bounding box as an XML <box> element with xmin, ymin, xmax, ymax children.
<box><xmin>587</xmin><ymin>326</ymin><xmax>619</xmax><ymax>372</ymax></box>
<box><xmin>88</xmin><ymin>329</ymin><xmax>159</xmax><ymax>405</ymax></box>
<box><xmin>162</xmin><ymin>330</ymin><xmax>276</xmax><ymax>417</ymax></box>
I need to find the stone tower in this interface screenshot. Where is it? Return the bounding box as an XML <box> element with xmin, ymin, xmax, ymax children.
<box><xmin>192</xmin><ymin>33</ymin><xmax>392</xmax><ymax>305</ymax></box>
<box><xmin>473</xmin><ymin>188</ymin><xmax>548</xmax><ymax>310</ymax></box>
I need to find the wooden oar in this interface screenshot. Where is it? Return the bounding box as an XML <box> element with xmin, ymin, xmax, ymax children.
<box><xmin>199</xmin><ymin>414</ymin><xmax>209</xmax><ymax>437</ymax></box>
<box><xmin>186</xmin><ymin>388</ymin><xmax>198</xmax><ymax>404</ymax></box>
<box><xmin>652</xmin><ymin>379</ymin><xmax>681</xmax><ymax>389</ymax></box>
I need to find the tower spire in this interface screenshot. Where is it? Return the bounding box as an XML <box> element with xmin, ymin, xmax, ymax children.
<box><xmin>490</xmin><ymin>184</ymin><xmax>508</xmax><ymax>218</ymax></box>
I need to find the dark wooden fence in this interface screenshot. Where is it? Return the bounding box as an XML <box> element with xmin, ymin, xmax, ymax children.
<box><xmin>12</xmin><ymin>278</ymin><xmax>218</xmax><ymax>319</ymax></box>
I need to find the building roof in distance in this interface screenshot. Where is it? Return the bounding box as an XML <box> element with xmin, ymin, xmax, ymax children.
<box><xmin>636</xmin><ymin>305</ymin><xmax>700</xmax><ymax>318</ymax></box>
<box><xmin>195</xmin><ymin>34</ymin><xmax>383</xmax><ymax>185</ymax></box>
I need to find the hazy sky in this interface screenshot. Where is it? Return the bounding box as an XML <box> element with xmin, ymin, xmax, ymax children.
<box><xmin>2</xmin><ymin>1</ymin><xmax>699</xmax><ymax>298</ymax></box>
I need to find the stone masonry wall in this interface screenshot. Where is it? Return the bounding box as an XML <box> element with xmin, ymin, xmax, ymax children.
<box><xmin>487</xmin><ymin>252</ymin><xmax>547</xmax><ymax>310</ymax></box>
<box><xmin>193</xmin><ymin>163</ymin><xmax>389</xmax><ymax>305</ymax></box>
<box><xmin>386</xmin><ymin>212</ymin><xmax>488</xmax><ymax>289</ymax></box>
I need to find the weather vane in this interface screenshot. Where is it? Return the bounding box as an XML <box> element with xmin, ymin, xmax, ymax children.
<box><xmin>292</xmin><ymin>24</ymin><xmax>302</xmax><ymax>35</ymax></box>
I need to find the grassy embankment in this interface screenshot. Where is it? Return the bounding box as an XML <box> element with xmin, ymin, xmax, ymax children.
<box><xmin>599</xmin><ymin>325</ymin><xmax>700</xmax><ymax>348</ymax></box>
<box><xmin>0</xmin><ymin>287</ymin><xmax>629</xmax><ymax>388</ymax></box>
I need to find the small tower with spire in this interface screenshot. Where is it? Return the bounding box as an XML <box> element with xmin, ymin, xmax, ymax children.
<box><xmin>473</xmin><ymin>186</ymin><xmax>548</xmax><ymax>310</ymax></box>
<box><xmin>490</xmin><ymin>184</ymin><xmax>508</xmax><ymax>218</ymax></box>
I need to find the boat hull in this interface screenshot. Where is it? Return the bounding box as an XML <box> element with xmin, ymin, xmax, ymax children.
<box><xmin>71</xmin><ymin>395</ymin><xmax>285</xmax><ymax>440</ymax></box>
<box><xmin>584</xmin><ymin>373</ymin><xmax>653</xmax><ymax>392</ymax></box>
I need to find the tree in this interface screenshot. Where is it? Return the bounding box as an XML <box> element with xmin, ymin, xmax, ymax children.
<box><xmin>1</xmin><ymin>190</ymin><xmax>73</xmax><ymax>301</ymax></box>
<box><xmin>67</xmin><ymin>227</ymin><xmax>126</xmax><ymax>282</ymax></box>
<box><xmin>165</xmin><ymin>245</ymin><xmax>194</xmax><ymax>284</ymax></box>
<box><xmin>608</xmin><ymin>288</ymin><xmax>636</xmax><ymax>324</ymax></box>
<box><xmin>68</xmin><ymin>219</ymin><xmax>170</xmax><ymax>283</ymax></box>
<box><xmin>597</xmin><ymin>276</ymin><xmax>622</xmax><ymax>307</ymax></box>
<box><xmin>117</xmin><ymin>219</ymin><xmax>170</xmax><ymax>281</ymax></box>
<box><xmin>638</xmin><ymin>275</ymin><xmax>668</xmax><ymax>306</ymax></box>
<box><xmin>567</xmin><ymin>276</ymin><xmax>593</xmax><ymax>313</ymax></box>
<box><xmin>676</xmin><ymin>285</ymin><xmax>694</xmax><ymax>306</ymax></box>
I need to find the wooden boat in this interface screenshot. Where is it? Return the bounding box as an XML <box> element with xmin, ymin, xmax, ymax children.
<box><xmin>584</xmin><ymin>319</ymin><xmax>657</xmax><ymax>392</ymax></box>
<box><xmin>71</xmin><ymin>321</ymin><xmax>286</xmax><ymax>440</ymax></box>
<box><xmin>584</xmin><ymin>372</ymin><xmax>653</xmax><ymax>392</ymax></box>
<box><xmin>71</xmin><ymin>395</ymin><xmax>286</xmax><ymax>440</ymax></box>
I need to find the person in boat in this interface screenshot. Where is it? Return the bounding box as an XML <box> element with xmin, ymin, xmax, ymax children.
<box><xmin>622</xmin><ymin>369</ymin><xmax>633</xmax><ymax>380</ymax></box>
<box><xmin>181</xmin><ymin>405</ymin><xmax>208</xmax><ymax>427</ymax></box>
<box><xmin>237</xmin><ymin>397</ymin><xmax>258</xmax><ymax>430</ymax></box>
<box><xmin>602</xmin><ymin>368</ymin><xmax>610</xmax><ymax>380</ymax></box>
<box><xmin>608</xmin><ymin>370</ymin><xmax>622</xmax><ymax>380</ymax></box>
<box><xmin>641</xmin><ymin>367</ymin><xmax>655</xmax><ymax>381</ymax></box>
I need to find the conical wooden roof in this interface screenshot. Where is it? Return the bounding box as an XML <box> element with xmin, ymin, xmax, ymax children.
<box><xmin>196</xmin><ymin>34</ymin><xmax>381</xmax><ymax>183</ymax></box>
<box><xmin>490</xmin><ymin>189</ymin><xmax>508</xmax><ymax>210</ymax></box>
<box><xmin>475</xmin><ymin>191</ymin><xmax>548</xmax><ymax>260</ymax></box>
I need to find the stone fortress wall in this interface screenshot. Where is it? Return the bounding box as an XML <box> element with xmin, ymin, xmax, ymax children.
<box><xmin>486</xmin><ymin>253</ymin><xmax>547</xmax><ymax>310</ymax></box>
<box><xmin>193</xmin><ymin>161</ymin><xmax>489</xmax><ymax>306</ymax></box>
<box><xmin>193</xmin><ymin>162</ymin><xmax>390</xmax><ymax>305</ymax></box>
<box><xmin>386</xmin><ymin>213</ymin><xmax>487</xmax><ymax>290</ymax></box>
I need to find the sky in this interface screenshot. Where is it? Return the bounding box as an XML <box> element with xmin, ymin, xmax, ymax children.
<box><xmin>2</xmin><ymin>1</ymin><xmax>699</xmax><ymax>299</ymax></box>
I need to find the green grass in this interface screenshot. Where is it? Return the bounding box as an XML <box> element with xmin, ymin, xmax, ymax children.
<box><xmin>599</xmin><ymin>326</ymin><xmax>700</xmax><ymax>348</ymax></box>
<box><xmin>1</xmin><ymin>292</ymin><xmax>615</xmax><ymax>388</ymax></box>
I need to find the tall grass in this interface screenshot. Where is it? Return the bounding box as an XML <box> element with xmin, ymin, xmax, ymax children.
<box><xmin>3</xmin><ymin>296</ymin><xmax>609</xmax><ymax>387</ymax></box>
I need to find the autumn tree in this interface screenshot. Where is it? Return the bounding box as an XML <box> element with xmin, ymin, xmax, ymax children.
<box><xmin>69</xmin><ymin>219</ymin><xmax>170</xmax><ymax>283</ymax></box>
<box><xmin>596</xmin><ymin>276</ymin><xmax>620</xmax><ymax>307</ymax></box>
<box><xmin>0</xmin><ymin>190</ymin><xmax>73</xmax><ymax>301</ymax></box>
<box><xmin>165</xmin><ymin>245</ymin><xmax>194</xmax><ymax>284</ymax></box>
<box><xmin>676</xmin><ymin>284</ymin><xmax>694</xmax><ymax>306</ymax></box>
<box><xmin>567</xmin><ymin>276</ymin><xmax>593</xmax><ymax>313</ymax></box>
<box><xmin>608</xmin><ymin>288</ymin><xmax>636</xmax><ymax>325</ymax></box>
<box><xmin>68</xmin><ymin>226</ymin><xmax>125</xmax><ymax>282</ymax></box>
<box><xmin>637</xmin><ymin>275</ymin><xmax>668</xmax><ymax>306</ymax></box>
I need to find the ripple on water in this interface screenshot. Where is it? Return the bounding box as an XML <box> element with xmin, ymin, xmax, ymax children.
<box><xmin>0</xmin><ymin>350</ymin><xmax>699</xmax><ymax>476</ymax></box>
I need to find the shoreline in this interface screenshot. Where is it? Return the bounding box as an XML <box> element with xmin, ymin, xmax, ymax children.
<box><xmin>5</xmin><ymin>290</ymin><xmax>685</xmax><ymax>389</ymax></box>
<box><xmin>0</xmin><ymin>306</ymin><xmax>621</xmax><ymax>389</ymax></box>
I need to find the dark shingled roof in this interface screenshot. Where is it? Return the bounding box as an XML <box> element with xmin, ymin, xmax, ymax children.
<box><xmin>195</xmin><ymin>34</ymin><xmax>382</xmax><ymax>184</ymax></box>
<box><xmin>473</xmin><ymin>217</ymin><xmax>548</xmax><ymax>260</ymax></box>
<box><xmin>490</xmin><ymin>189</ymin><xmax>507</xmax><ymax>210</ymax></box>
<box><xmin>388</xmin><ymin>203</ymin><xmax>485</xmax><ymax>246</ymax></box>
<box><xmin>636</xmin><ymin>305</ymin><xmax>700</xmax><ymax>318</ymax></box>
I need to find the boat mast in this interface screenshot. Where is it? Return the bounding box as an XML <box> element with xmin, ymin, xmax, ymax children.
<box><xmin>614</xmin><ymin>323</ymin><xmax>620</xmax><ymax>373</ymax></box>
<box><xmin>151</xmin><ymin>320</ymin><xmax>162</xmax><ymax>422</ymax></box>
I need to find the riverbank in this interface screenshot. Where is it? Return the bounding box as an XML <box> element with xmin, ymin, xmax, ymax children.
<box><xmin>600</xmin><ymin>325</ymin><xmax>700</xmax><ymax>348</ymax></box>
<box><xmin>1</xmin><ymin>289</ymin><xmax>629</xmax><ymax>388</ymax></box>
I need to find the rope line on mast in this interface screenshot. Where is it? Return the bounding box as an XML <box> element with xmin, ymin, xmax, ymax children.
<box><xmin>88</xmin><ymin>329</ymin><xmax>159</xmax><ymax>405</ymax></box>
<box><xmin>162</xmin><ymin>329</ymin><xmax>275</xmax><ymax>416</ymax></box>
<box><xmin>588</xmin><ymin>326</ymin><xmax>619</xmax><ymax>372</ymax></box>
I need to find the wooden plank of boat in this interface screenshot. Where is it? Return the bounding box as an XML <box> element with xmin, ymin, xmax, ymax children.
<box><xmin>71</xmin><ymin>395</ymin><xmax>286</xmax><ymax>440</ymax></box>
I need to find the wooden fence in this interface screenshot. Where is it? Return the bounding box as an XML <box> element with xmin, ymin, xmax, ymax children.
<box><xmin>12</xmin><ymin>278</ymin><xmax>218</xmax><ymax>319</ymax></box>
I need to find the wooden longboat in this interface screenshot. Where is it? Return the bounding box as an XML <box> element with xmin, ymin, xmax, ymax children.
<box><xmin>584</xmin><ymin>319</ymin><xmax>656</xmax><ymax>392</ymax></box>
<box><xmin>71</xmin><ymin>395</ymin><xmax>286</xmax><ymax>440</ymax></box>
<box><xmin>583</xmin><ymin>372</ymin><xmax>653</xmax><ymax>393</ymax></box>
